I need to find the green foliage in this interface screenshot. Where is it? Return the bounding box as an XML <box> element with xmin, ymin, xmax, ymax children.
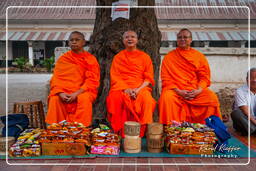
<box><xmin>40</xmin><ymin>56</ymin><xmax>55</xmax><ymax>72</ymax></box>
<box><xmin>12</xmin><ymin>57</ymin><xmax>28</xmax><ymax>71</ymax></box>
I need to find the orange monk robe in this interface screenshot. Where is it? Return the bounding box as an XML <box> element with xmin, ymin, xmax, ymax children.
<box><xmin>46</xmin><ymin>50</ymin><xmax>100</xmax><ymax>126</ymax></box>
<box><xmin>158</xmin><ymin>47</ymin><xmax>221</xmax><ymax>124</ymax></box>
<box><xmin>106</xmin><ymin>49</ymin><xmax>156</xmax><ymax>136</ymax></box>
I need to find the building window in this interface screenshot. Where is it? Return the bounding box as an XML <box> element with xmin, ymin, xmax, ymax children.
<box><xmin>12</xmin><ymin>41</ymin><xmax>28</xmax><ymax>59</ymax></box>
<box><xmin>191</xmin><ymin>41</ymin><xmax>204</xmax><ymax>47</ymax></box>
<box><xmin>228</xmin><ymin>41</ymin><xmax>242</xmax><ymax>47</ymax></box>
<box><xmin>245</xmin><ymin>41</ymin><xmax>256</xmax><ymax>48</ymax></box>
<box><xmin>45</xmin><ymin>41</ymin><xmax>63</xmax><ymax>58</ymax></box>
<box><xmin>209</xmin><ymin>41</ymin><xmax>228</xmax><ymax>47</ymax></box>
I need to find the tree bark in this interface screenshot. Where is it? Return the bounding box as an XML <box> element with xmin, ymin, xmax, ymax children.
<box><xmin>89</xmin><ymin>0</ymin><xmax>161</xmax><ymax>119</ymax></box>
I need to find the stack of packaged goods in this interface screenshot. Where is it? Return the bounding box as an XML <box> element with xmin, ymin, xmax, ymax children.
<box><xmin>90</xmin><ymin>124</ymin><xmax>120</xmax><ymax>155</ymax></box>
<box><xmin>9</xmin><ymin>128</ymin><xmax>43</xmax><ymax>157</ymax></box>
<box><xmin>147</xmin><ymin>122</ymin><xmax>164</xmax><ymax>153</ymax></box>
<box><xmin>39</xmin><ymin>121</ymin><xmax>91</xmax><ymax>156</ymax></box>
<box><xmin>123</xmin><ymin>121</ymin><xmax>141</xmax><ymax>153</ymax></box>
<box><xmin>165</xmin><ymin>121</ymin><xmax>218</xmax><ymax>155</ymax></box>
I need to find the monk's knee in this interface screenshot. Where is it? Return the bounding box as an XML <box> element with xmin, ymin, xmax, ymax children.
<box><xmin>107</xmin><ymin>91</ymin><xmax>124</xmax><ymax>104</ymax></box>
<box><xmin>204</xmin><ymin>89</ymin><xmax>219</xmax><ymax>102</ymax></box>
<box><xmin>160</xmin><ymin>90</ymin><xmax>178</xmax><ymax>103</ymax></box>
<box><xmin>140</xmin><ymin>91</ymin><xmax>155</xmax><ymax>104</ymax></box>
<box><xmin>77</xmin><ymin>93</ymin><xmax>92</xmax><ymax>103</ymax></box>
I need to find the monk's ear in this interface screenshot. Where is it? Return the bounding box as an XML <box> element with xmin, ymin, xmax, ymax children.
<box><xmin>83</xmin><ymin>40</ymin><xmax>86</xmax><ymax>47</ymax></box>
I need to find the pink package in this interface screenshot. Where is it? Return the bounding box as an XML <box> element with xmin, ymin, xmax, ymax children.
<box><xmin>90</xmin><ymin>145</ymin><xmax>120</xmax><ymax>155</ymax></box>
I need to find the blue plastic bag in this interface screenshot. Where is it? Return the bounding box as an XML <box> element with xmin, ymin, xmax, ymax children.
<box><xmin>205</xmin><ymin>115</ymin><xmax>231</xmax><ymax>153</ymax></box>
<box><xmin>0</xmin><ymin>114</ymin><xmax>29</xmax><ymax>139</ymax></box>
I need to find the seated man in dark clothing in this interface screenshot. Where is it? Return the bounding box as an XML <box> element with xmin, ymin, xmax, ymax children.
<box><xmin>231</xmin><ymin>68</ymin><xmax>256</xmax><ymax>135</ymax></box>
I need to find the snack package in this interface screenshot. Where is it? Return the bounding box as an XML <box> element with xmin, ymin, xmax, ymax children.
<box><xmin>90</xmin><ymin>126</ymin><xmax>120</xmax><ymax>155</ymax></box>
<box><xmin>9</xmin><ymin>128</ymin><xmax>42</xmax><ymax>157</ymax></box>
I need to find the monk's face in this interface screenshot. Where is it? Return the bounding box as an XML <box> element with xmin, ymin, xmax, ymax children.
<box><xmin>177</xmin><ymin>30</ymin><xmax>192</xmax><ymax>50</ymax></box>
<box><xmin>123</xmin><ymin>31</ymin><xmax>138</xmax><ymax>49</ymax></box>
<box><xmin>68</xmin><ymin>33</ymin><xmax>85</xmax><ymax>52</ymax></box>
<box><xmin>248</xmin><ymin>71</ymin><xmax>256</xmax><ymax>91</ymax></box>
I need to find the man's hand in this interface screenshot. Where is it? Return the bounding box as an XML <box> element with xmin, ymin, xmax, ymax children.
<box><xmin>174</xmin><ymin>88</ymin><xmax>202</xmax><ymax>100</ymax></box>
<box><xmin>59</xmin><ymin>93</ymin><xmax>71</xmax><ymax>103</ymax></box>
<box><xmin>131</xmin><ymin>88</ymin><xmax>141</xmax><ymax>99</ymax></box>
<box><xmin>58</xmin><ymin>89</ymin><xmax>84</xmax><ymax>103</ymax></box>
<box><xmin>67</xmin><ymin>89</ymin><xmax>85</xmax><ymax>102</ymax></box>
<box><xmin>187</xmin><ymin>87</ymin><xmax>203</xmax><ymax>99</ymax></box>
<box><xmin>67</xmin><ymin>92</ymin><xmax>79</xmax><ymax>102</ymax></box>
<box><xmin>174</xmin><ymin>89</ymin><xmax>191</xmax><ymax>100</ymax></box>
<box><xmin>124</xmin><ymin>88</ymin><xmax>136</xmax><ymax>99</ymax></box>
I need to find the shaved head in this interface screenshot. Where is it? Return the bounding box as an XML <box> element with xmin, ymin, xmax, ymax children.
<box><xmin>177</xmin><ymin>28</ymin><xmax>192</xmax><ymax>39</ymax></box>
<box><xmin>123</xmin><ymin>30</ymin><xmax>138</xmax><ymax>39</ymax></box>
<box><xmin>69</xmin><ymin>31</ymin><xmax>85</xmax><ymax>40</ymax></box>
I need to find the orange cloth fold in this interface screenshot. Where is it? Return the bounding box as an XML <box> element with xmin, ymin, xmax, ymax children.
<box><xmin>107</xmin><ymin>49</ymin><xmax>156</xmax><ymax>136</ymax></box>
<box><xmin>159</xmin><ymin>47</ymin><xmax>221</xmax><ymax>124</ymax></box>
<box><xmin>46</xmin><ymin>50</ymin><xmax>100</xmax><ymax>126</ymax></box>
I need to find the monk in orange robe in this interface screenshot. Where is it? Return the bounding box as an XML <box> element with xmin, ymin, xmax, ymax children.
<box><xmin>46</xmin><ymin>31</ymin><xmax>100</xmax><ymax>126</ymax></box>
<box><xmin>159</xmin><ymin>28</ymin><xmax>221</xmax><ymax>124</ymax></box>
<box><xmin>106</xmin><ymin>30</ymin><xmax>156</xmax><ymax>137</ymax></box>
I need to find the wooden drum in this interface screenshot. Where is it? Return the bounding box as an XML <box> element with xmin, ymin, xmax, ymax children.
<box><xmin>124</xmin><ymin>121</ymin><xmax>140</xmax><ymax>136</ymax></box>
<box><xmin>147</xmin><ymin>134</ymin><xmax>164</xmax><ymax>153</ymax></box>
<box><xmin>147</xmin><ymin>122</ymin><xmax>163</xmax><ymax>135</ymax></box>
<box><xmin>123</xmin><ymin>135</ymin><xmax>141</xmax><ymax>153</ymax></box>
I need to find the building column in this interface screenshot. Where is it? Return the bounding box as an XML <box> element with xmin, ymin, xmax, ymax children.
<box><xmin>8</xmin><ymin>41</ymin><xmax>13</xmax><ymax>60</ymax></box>
<box><xmin>62</xmin><ymin>41</ymin><xmax>66</xmax><ymax>47</ymax></box>
<box><xmin>27</xmin><ymin>41</ymin><xmax>34</xmax><ymax>66</ymax></box>
<box><xmin>241</xmin><ymin>41</ymin><xmax>246</xmax><ymax>48</ymax></box>
<box><xmin>204</xmin><ymin>41</ymin><xmax>210</xmax><ymax>48</ymax></box>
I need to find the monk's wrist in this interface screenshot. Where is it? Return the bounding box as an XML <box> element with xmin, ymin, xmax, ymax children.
<box><xmin>197</xmin><ymin>87</ymin><xmax>203</xmax><ymax>92</ymax></box>
<box><xmin>173</xmin><ymin>88</ymin><xmax>179</xmax><ymax>93</ymax></box>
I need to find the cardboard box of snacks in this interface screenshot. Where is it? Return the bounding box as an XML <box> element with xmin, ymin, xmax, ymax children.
<box><xmin>39</xmin><ymin>121</ymin><xmax>91</xmax><ymax>156</ymax></box>
<box><xmin>165</xmin><ymin>122</ymin><xmax>217</xmax><ymax>155</ymax></box>
<box><xmin>41</xmin><ymin>142</ymin><xmax>87</xmax><ymax>156</ymax></box>
<box><xmin>170</xmin><ymin>143</ymin><xmax>213</xmax><ymax>155</ymax></box>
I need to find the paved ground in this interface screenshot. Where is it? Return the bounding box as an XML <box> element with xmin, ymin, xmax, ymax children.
<box><xmin>0</xmin><ymin>73</ymin><xmax>52</xmax><ymax>115</ymax></box>
<box><xmin>0</xmin><ymin>73</ymin><xmax>255</xmax><ymax>170</ymax></box>
<box><xmin>0</xmin><ymin>157</ymin><xmax>255</xmax><ymax>171</ymax></box>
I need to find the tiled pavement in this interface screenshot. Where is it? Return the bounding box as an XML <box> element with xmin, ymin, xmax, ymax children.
<box><xmin>0</xmin><ymin>157</ymin><xmax>255</xmax><ymax>171</ymax></box>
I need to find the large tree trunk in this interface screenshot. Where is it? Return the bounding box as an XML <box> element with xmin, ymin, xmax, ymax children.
<box><xmin>89</xmin><ymin>0</ymin><xmax>161</xmax><ymax>119</ymax></box>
